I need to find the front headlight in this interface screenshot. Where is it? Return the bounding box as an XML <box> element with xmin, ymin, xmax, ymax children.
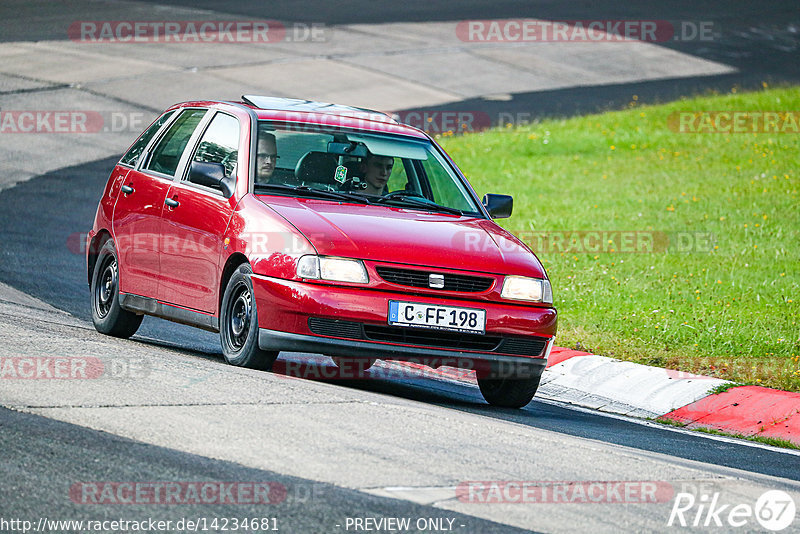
<box><xmin>296</xmin><ymin>255</ymin><xmax>369</xmax><ymax>284</ymax></box>
<box><xmin>501</xmin><ymin>276</ymin><xmax>553</xmax><ymax>304</ymax></box>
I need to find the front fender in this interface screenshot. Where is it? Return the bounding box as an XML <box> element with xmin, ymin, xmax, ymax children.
<box><xmin>222</xmin><ymin>193</ymin><xmax>317</xmax><ymax>280</ymax></box>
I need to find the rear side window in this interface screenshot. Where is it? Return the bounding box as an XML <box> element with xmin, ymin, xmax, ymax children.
<box><xmin>190</xmin><ymin>112</ymin><xmax>240</xmax><ymax>182</ymax></box>
<box><xmin>145</xmin><ymin>109</ymin><xmax>206</xmax><ymax>177</ymax></box>
<box><xmin>119</xmin><ymin>110</ymin><xmax>174</xmax><ymax>167</ymax></box>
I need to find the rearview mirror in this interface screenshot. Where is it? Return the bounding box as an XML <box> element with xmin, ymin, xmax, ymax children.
<box><xmin>188</xmin><ymin>161</ymin><xmax>235</xmax><ymax>199</ymax></box>
<box><xmin>327</xmin><ymin>141</ymin><xmax>368</xmax><ymax>158</ymax></box>
<box><xmin>482</xmin><ymin>194</ymin><xmax>513</xmax><ymax>219</ymax></box>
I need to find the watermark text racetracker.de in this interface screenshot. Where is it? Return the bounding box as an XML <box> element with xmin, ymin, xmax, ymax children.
<box><xmin>69</xmin><ymin>20</ymin><xmax>329</xmax><ymax>43</ymax></box>
<box><xmin>455</xmin><ymin>230</ymin><xmax>717</xmax><ymax>254</ymax></box>
<box><xmin>456</xmin><ymin>19</ymin><xmax>717</xmax><ymax>43</ymax></box>
<box><xmin>70</xmin><ymin>481</ymin><xmax>287</xmax><ymax>505</ymax></box>
<box><xmin>668</xmin><ymin>111</ymin><xmax>800</xmax><ymax>134</ymax></box>
<box><xmin>0</xmin><ymin>356</ymin><xmax>150</xmax><ymax>380</ymax></box>
<box><xmin>0</xmin><ymin>110</ymin><xmax>152</xmax><ymax>134</ymax></box>
<box><xmin>68</xmin><ymin>231</ymin><xmax>716</xmax><ymax>257</ymax></box>
<box><xmin>458</xmin><ymin>480</ymin><xmax>674</xmax><ymax>504</ymax></box>
<box><xmin>70</xmin><ymin>231</ymin><xmax>324</xmax><ymax>256</ymax></box>
<box><xmin>70</xmin><ymin>480</ymin><xmax>330</xmax><ymax>505</ymax></box>
<box><xmin>393</xmin><ymin>110</ymin><xmax>492</xmax><ymax>134</ymax></box>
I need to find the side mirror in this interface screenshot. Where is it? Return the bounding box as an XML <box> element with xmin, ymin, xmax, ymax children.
<box><xmin>482</xmin><ymin>194</ymin><xmax>513</xmax><ymax>219</ymax></box>
<box><xmin>188</xmin><ymin>161</ymin><xmax>235</xmax><ymax>199</ymax></box>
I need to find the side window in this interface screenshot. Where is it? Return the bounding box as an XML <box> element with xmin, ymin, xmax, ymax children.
<box><xmin>386</xmin><ymin>157</ymin><xmax>409</xmax><ymax>193</ymax></box>
<box><xmin>421</xmin><ymin>154</ymin><xmax>475</xmax><ymax>211</ymax></box>
<box><xmin>145</xmin><ymin>109</ymin><xmax>207</xmax><ymax>177</ymax></box>
<box><xmin>119</xmin><ymin>110</ymin><xmax>174</xmax><ymax>167</ymax></box>
<box><xmin>190</xmin><ymin>113</ymin><xmax>240</xmax><ymax>186</ymax></box>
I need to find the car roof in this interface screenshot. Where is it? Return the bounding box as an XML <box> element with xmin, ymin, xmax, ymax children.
<box><xmin>236</xmin><ymin>95</ymin><xmax>429</xmax><ymax>139</ymax></box>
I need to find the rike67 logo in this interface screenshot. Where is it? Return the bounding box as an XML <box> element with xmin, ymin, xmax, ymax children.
<box><xmin>668</xmin><ymin>489</ymin><xmax>796</xmax><ymax>531</ymax></box>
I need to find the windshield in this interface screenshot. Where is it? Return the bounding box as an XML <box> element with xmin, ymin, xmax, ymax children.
<box><xmin>253</xmin><ymin>122</ymin><xmax>482</xmax><ymax>216</ymax></box>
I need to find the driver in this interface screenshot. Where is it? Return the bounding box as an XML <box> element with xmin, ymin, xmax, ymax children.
<box><xmin>255</xmin><ymin>132</ymin><xmax>279</xmax><ymax>183</ymax></box>
<box><xmin>360</xmin><ymin>152</ymin><xmax>394</xmax><ymax>196</ymax></box>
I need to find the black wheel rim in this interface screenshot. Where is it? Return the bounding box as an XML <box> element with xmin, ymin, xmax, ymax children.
<box><xmin>225</xmin><ymin>281</ymin><xmax>252</xmax><ymax>352</ymax></box>
<box><xmin>94</xmin><ymin>255</ymin><xmax>117</xmax><ymax>319</ymax></box>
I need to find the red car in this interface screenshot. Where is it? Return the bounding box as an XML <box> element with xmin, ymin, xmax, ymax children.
<box><xmin>86</xmin><ymin>96</ymin><xmax>557</xmax><ymax>407</ymax></box>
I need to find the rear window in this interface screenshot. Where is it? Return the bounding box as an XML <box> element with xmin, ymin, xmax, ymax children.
<box><xmin>145</xmin><ymin>109</ymin><xmax>206</xmax><ymax>177</ymax></box>
<box><xmin>119</xmin><ymin>110</ymin><xmax>174</xmax><ymax>167</ymax></box>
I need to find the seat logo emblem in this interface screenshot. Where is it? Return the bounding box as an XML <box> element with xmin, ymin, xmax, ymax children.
<box><xmin>429</xmin><ymin>274</ymin><xmax>445</xmax><ymax>289</ymax></box>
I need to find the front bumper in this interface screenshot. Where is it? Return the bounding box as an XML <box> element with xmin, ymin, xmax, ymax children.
<box><xmin>252</xmin><ymin>274</ymin><xmax>556</xmax><ymax>378</ymax></box>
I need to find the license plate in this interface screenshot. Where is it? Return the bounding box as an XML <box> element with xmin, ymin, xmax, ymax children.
<box><xmin>388</xmin><ymin>301</ymin><xmax>486</xmax><ymax>334</ymax></box>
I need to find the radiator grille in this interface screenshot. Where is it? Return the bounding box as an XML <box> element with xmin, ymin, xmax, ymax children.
<box><xmin>375</xmin><ymin>266</ymin><xmax>493</xmax><ymax>292</ymax></box>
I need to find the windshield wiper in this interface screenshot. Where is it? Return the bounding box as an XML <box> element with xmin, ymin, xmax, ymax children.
<box><xmin>254</xmin><ymin>183</ymin><xmax>372</xmax><ymax>204</ymax></box>
<box><xmin>373</xmin><ymin>192</ymin><xmax>463</xmax><ymax>216</ymax></box>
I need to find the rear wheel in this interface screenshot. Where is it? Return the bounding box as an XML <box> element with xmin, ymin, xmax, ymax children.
<box><xmin>90</xmin><ymin>239</ymin><xmax>143</xmax><ymax>338</ymax></box>
<box><xmin>477</xmin><ymin>375</ymin><xmax>541</xmax><ymax>408</ymax></box>
<box><xmin>220</xmin><ymin>264</ymin><xmax>278</xmax><ymax>370</ymax></box>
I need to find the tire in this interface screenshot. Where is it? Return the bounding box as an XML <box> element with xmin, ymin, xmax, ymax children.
<box><xmin>477</xmin><ymin>375</ymin><xmax>541</xmax><ymax>408</ymax></box>
<box><xmin>331</xmin><ymin>357</ymin><xmax>376</xmax><ymax>372</ymax></box>
<box><xmin>220</xmin><ymin>263</ymin><xmax>278</xmax><ymax>370</ymax></box>
<box><xmin>90</xmin><ymin>239</ymin><xmax>143</xmax><ymax>338</ymax></box>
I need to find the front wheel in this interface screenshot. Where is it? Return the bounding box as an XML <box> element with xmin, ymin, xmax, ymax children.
<box><xmin>90</xmin><ymin>239</ymin><xmax>143</xmax><ymax>338</ymax></box>
<box><xmin>220</xmin><ymin>264</ymin><xmax>278</xmax><ymax>370</ymax></box>
<box><xmin>477</xmin><ymin>375</ymin><xmax>541</xmax><ymax>408</ymax></box>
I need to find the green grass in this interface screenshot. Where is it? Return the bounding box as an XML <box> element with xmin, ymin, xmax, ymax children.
<box><xmin>652</xmin><ymin>417</ymin><xmax>688</xmax><ymax>428</ymax></box>
<box><xmin>693</xmin><ymin>426</ymin><xmax>800</xmax><ymax>450</ymax></box>
<box><xmin>708</xmin><ymin>382</ymin><xmax>745</xmax><ymax>395</ymax></box>
<box><xmin>439</xmin><ymin>86</ymin><xmax>800</xmax><ymax>391</ymax></box>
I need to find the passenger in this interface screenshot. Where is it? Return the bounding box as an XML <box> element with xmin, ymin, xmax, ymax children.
<box><xmin>255</xmin><ymin>132</ymin><xmax>279</xmax><ymax>183</ymax></box>
<box><xmin>360</xmin><ymin>152</ymin><xmax>394</xmax><ymax>196</ymax></box>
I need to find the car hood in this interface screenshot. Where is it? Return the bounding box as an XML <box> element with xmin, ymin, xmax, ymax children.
<box><xmin>258</xmin><ymin>196</ymin><xmax>546</xmax><ymax>277</ymax></box>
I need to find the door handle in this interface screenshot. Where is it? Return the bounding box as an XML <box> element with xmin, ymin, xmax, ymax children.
<box><xmin>165</xmin><ymin>197</ymin><xmax>180</xmax><ymax>208</ymax></box>
<box><xmin>121</xmin><ymin>185</ymin><xmax>134</xmax><ymax>194</ymax></box>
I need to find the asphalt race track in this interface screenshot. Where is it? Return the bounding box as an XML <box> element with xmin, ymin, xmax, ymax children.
<box><xmin>0</xmin><ymin>408</ymin><xmax>531</xmax><ymax>534</ymax></box>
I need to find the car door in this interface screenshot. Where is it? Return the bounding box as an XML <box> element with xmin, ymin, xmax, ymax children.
<box><xmin>112</xmin><ymin>110</ymin><xmax>176</xmax><ymax>299</ymax></box>
<box><xmin>157</xmin><ymin>111</ymin><xmax>241</xmax><ymax>315</ymax></box>
<box><xmin>117</xmin><ymin>107</ymin><xmax>208</xmax><ymax>300</ymax></box>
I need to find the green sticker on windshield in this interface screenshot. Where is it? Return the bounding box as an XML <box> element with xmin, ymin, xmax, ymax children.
<box><xmin>334</xmin><ymin>165</ymin><xmax>347</xmax><ymax>184</ymax></box>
